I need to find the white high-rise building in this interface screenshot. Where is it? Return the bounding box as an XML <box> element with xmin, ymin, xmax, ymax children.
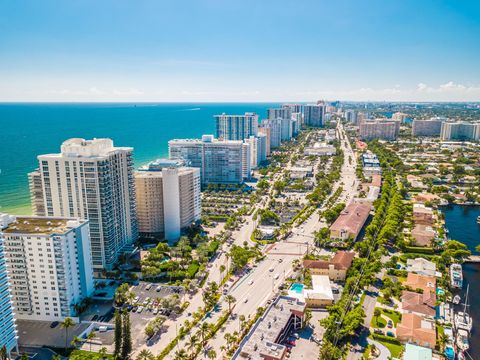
<box><xmin>169</xmin><ymin>135</ymin><xmax>250</xmax><ymax>185</ymax></box>
<box><xmin>135</xmin><ymin>159</ymin><xmax>201</xmax><ymax>244</ymax></box>
<box><xmin>412</xmin><ymin>118</ymin><xmax>444</xmax><ymax>137</ymax></box>
<box><xmin>304</xmin><ymin>104</ymin><xmax>326</xmax><ymax>127</ymax></box>
<box><xmin>359</xmin><ymin>119</ymin><xmax>400</xmax><ymax>141</ymax></box>
<box><xmin>1</xmin><ymin>214</ymin><xmax>94</xmax><ymax>322</ymax></box>
<box><xmin>214</xmin><ymin>112</ymin><xmax>259</xmax><ymax>140</ymax></box>
<box><xmin>258</xmin><ymin>126</ymin><xmax>271</xmax><ymax>156</ymax></box>
<box><xmin>247</xmin><ymin>135</ymin><xmax>267</xmax><ymax>169</ymax></box>
<box><xmin>280</xmin><ymin>118</ymin><xmax>293</xmax><ymax>141</ymax></box>
<box><xmin>440</xmin><ymin>121</ymin><xmax>480</xmax><ymax>141</ymax></box>
<box><xmin>344</xmin><ymin>110</ymin><xmax>357</xmax><ymax>124</ymax></box>
<box><xmin>29</xmin><ymin>138</ymin><xmax>138</xmax><ymax>271</ymax></box>
<box><xmin>262</xmin><ymin>119</ymin><xmax>282</xmax><ymax>148</ymax></box>
<box><xmin>0</xmin><ymin>215</ymin><xmax>18</xmax><ymax>357</ymax></box>
<box><xmin>267</xmin><ymin>107</ymin><xmax>292</xmax><ymax>121</ymax></box>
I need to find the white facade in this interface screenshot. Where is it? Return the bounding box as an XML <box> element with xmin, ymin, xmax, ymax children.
<box><xmin>440</xmin><ymin>121</ymin><xmax>480</xmax><ymax>141</ymax></box>
<box><xmin>412</xmin><ymin>118</ymin><xmax>444</xmax><ymax>137</ymax></box>
<box><xmin>267</xmin><ymin>107</ymin><xmax>292</xmax><ymax>121</ymax></box>
<box><xmin>1</xmin><ymin>215</ymin><xmax>94</xmax><ymax>322</ymax></box>
<box><xmin>162</xmin><ymin>168</ymin><xmax>182</xmax><ymax>242</ymax></box>
<box><xmin>359</xmin><ymin>119</ymin><xmax>400</xmax><ymax>140</ymax></box>
<box><xmin>169</xmin><ymin>135</ymin><xmax>250</xmax><ymax>185</ymax></box>
<box><xmin>262</xmin><ymin>119</ymin><xmax>282</xmax><ymax>148</ymax></box>
<box><xmin>29</xmin><ymin>138</ymin><xmax>138</xmax><ymax>271</ymax></box>
<box><xmin>214</xmin><ymin>112</ymin><xmax>259</xmax><ymax>140</ymax></box>
<box><xmin>247</xmin><ymin>135</ymin><xmax>267</xmax><ymax>169</ymax></box>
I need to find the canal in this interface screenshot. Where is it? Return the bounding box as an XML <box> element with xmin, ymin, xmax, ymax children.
<box><xmin>442</xmin><ymin>205</ymin><xmax>480</xmax><ymax>355</ymax></box>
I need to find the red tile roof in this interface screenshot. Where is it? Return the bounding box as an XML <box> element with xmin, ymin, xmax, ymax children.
<box><xmin>401</xmin><ymin>290</ymin><xmax>436</xmax><ymax>317</ymax></box>
<box><xmin>330</xmin><ymin>202</ymin><xmax>371</xmax><ymax>237</ymax></box>
<box><xmin>303</xmin><ymin>251</ymin><xmax>355</xmax><ymax>271</ymax></box>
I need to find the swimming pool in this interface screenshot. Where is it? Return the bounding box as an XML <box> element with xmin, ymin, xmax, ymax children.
<box><xmin>289</xmin><ymin>283</ymin><xmax>305</xmax><ymax>294</ymax></box>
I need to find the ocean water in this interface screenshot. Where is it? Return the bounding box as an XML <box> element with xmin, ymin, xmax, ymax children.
<box><xmin>442</xmin><ymin>205</ymin><xmax>480</xmax><ymax>354</ymax></box>
<box><xmin>0</xmin><ymin>103</ymin><xmax>278</xmax><ymax>214</ymax></box>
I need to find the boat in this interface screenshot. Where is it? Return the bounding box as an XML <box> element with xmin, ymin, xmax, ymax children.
<box><xmin>454</xmin><ymin>285</ymin><xmax>473</xmax><ymax>332</ymax></box>
<box><xmin>450</xmin><ymin>263</ymin><xmax>463</xmax><ymax>289</ymax></box>
<box><xmin>453</xmin><ymin>295</ymin><xmax>461</xmax><ymax>305</ymax></box>
<box><xmin>456</xmin><ymin>328</ymin><xmax>470</xmax><ymax>351</ymax></box>
<box><xmin>457</xmin><ymin>351</ymin><xmax>466</xmax><ymax>360</ymax></box>
<box><xmin>477</xmin><ymin>215</ymin><xmax>480</xmax><ymax>224</ymax></box>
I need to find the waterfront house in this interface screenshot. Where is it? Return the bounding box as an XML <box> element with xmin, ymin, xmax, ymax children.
<box><xmin>404</xmin><ymin>273</ymin><xmax>436</xmax><ymax>295</ymax></box>
<box><xmin>406</xmin><ymin>258</ymin><xmax>438</xmax><ymax>277</ymax></box>
<box><xmin>396</xmin><ymin>313</ymin><xmax>436</xmax><ymax>349</ymax></box>
<box><xmin>412</xmin><ymin>204</ymin><xmax>434</xmax><ymax>225</ymax></box>
<box><xmin>411</xmin><ymin>224</ymin><xmax>436</xmax><ymax>247</ymax></box>
<box><xmin>403</xmin><ymin>343</ymin><xmax>433</xmax><ymax>360</ymax></box>
<box><xmin>401</xmin><ymin>290</ymin><xmax>436</xmax><ymax>317</ymax></box>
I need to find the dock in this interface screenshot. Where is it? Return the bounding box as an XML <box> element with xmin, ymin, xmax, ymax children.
<box><xmin>465</xmin><ymin>256</ymin><xmax>480</xmax><ymax>263</ymax></box>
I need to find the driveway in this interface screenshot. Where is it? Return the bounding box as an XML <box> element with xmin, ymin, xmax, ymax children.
<box><xmin>367</xmin><ymin>338</ymin><xmax>391</xmax><ymax>360</ymax></box>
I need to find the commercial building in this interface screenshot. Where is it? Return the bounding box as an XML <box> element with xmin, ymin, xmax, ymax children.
<box><xmin>0</xmin><ymin>215</ymin><xmax>18</xmax><ymax>357</ymax></box>
<box><xmin>1</xmin><ymin>214</ymin><xmax>94</xmax><ymax>322</ymax></box>
<box><xmin>135</xmin><ymin>159</ymin><xmax>201</xmax><ymax>243</ymax></box>
<box><xmin>214</xmin><ymin>112</ymin><xmax>259</xmax><ymax>140</ymax></box>
<box><xmin>169</xmin><ymin>135</ymin><xmax>250</xmax><ymax>185</ymax></box>
<box><xmin>412</xmin><ymin>118</ymin><xmax>444</xmax><ymax>137</ymax></box>
<box><xmin>29</xmin><ymin>138</ymin><xmax>138</xmax><ymax>271</ymax></box>
<box><xmin>304</xmin><ymin>104</ymin><xmax>325</xmax><ymax>127</ymax></box>
<box><xmin>329</xmin><ymin>202</ymin><xmax>371</xmax><ymax>242</ymax></box>
<box><xmin>233</xmin><ymin>296</ymin><xmax>305</xmax><ymax>360</ymax></box>
<box><xmin>303</xmin><ymin>251</ymin><xmax>354</xmax><ymax>281</ymax></box>
<box><xmin>304</xmin><ymin>142</ymin><xmax>336</xmax><ymax>156</ymax></box>
<box><xmin>440</xmin><ymin>121</ymin><xmax>480</xmax><ymax>141</ymax></box>
<box><xmin>359</xmin><ymin>119</ymin><xmax>400</xmax><ymax>141</ymax></box>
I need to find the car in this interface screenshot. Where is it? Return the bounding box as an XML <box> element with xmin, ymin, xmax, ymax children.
<box><xmin>133</xmin><ymin>296</ymin><xmax>140</xmax><ymax>304</ymax></box>
<box><xmin>274</xmin><ymin>273</ymin><xmax>279</xmax><ymax>280</ymax></box>
<box><xmin>50</xmin><ymin>321</ymin><xmax>59</xmax><ymax>328</ymax></box>
<box><xmin>269</xmin><ymin>267</ymin><xmax>274</xmax><ymax>272</ymax></box>
<box><xmin>145</xmin><ymin>283</ymin><xmax>153</xmax><ymax>290</ymax></box>
<box><xmin>137</xmin><ymin>306</ymin><xmax>144</xmax><ymax>313</ymax></box>
<box><xmin>248</xmin><ymin>279</ymin><xmax>254</xmax><ymax>285</ymax></box>
<box><xmin>332</xmin><ymin>288</ymin><xmax>339</xmax><ymax>294</ymax></box>
<box><xmin>243</xmin><ymin>297</ymin><xmax>249</xmax><ymax>303</ymax></box>
<box><xmin>386</xmin><ymin>331</ymin><xmax>394</xmax><ymax>337</ymax></box>
<box><xmin>267</xmin><ymin>299</ymin><xmax>273</xmax><ymax>304</ymax></box>
<box><xmin>153</xmin><ymin>308</ymin><xmax>159</xmax><ymax>315</ymax></box>
<box><xmin>156</xmin><ymin>285</ymin><xmax>162</xmax><ymax>292</ymax></box>
<box><xmin>278</xmin><ymin>259</ymin><xmax>283</xmax><ymax>263</ymax></box>
<box><xmin>387</xmin><ymin>320</ymin><xmax>393</xmax><ymax>328</ymax></box>
<box><xmin>127</xmin><ymin>305</ymin><xmax>133</xmax><ymax>312</ymax></box>
<box><xmin>374</xmin><ymin>329</ymin><xmax>384</xmax><ymax>335</ymax></box>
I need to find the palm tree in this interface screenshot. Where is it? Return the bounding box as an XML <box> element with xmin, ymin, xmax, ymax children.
<box><xmin>225</xmin><ymin>295</ymin><xmax>236</xmax><ymax>313</ymax></box>
<box><xmin>206</xmin><ymin>349</ymin><xmax>217</xmax><ymax>359</ymax></box>
<box><xmin>70</xmin><ymin>336</ymin><xmax>83</xmax><ymax>348</ymax></box>
<box><xmin>199</xmin><ymin>322</ymin><xmax>211</xmax><ymax>347</ymax></box>
<box><xmin>238</xmin><ymin>314</ymin><xmax>246</xmax><ymax>332</ymax></box>
<box><xmin>438</xmin><ymin>333</ymin><xmax>450</xmax><ymax>351</ymax></box>
<box><xmin>136</xmin><ymin>349</ymin><xmax>154</xmax><ymax>360</ymax></box>
<box><xmin>173</xmin><ymin>349</ymin><xmax>189</xmax><ymax>360</ymax></box>
<box><xmin>186</xmin><ymin>334</ymin><xmax>199</xmax><ymax>356</ymax></box>
<box><xmin>87</xmin><ymin>330</ymin><xmax>96</xmax><ymax>352</ymax></box>
<box><xmin>61</xmin><ymin>317</ymin><xmax>75</xmax><ymax>352</ymax></box>
<box><xmin>219</xmin><ymin>264</ymin><xmax>226</xmax><ymax>283</ymax></box>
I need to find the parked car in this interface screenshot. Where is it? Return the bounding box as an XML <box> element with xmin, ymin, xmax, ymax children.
<box><xmin>156</xmin><ymin>285</ymin><xmax>162</xmax><ymax>292</ymax></box>
<box><xmin>386</xmin><ymin>331</ymin><xmax>394</xmax><ymax>337</ymax></box>
<box><xmin>145</xmin><ymin>283</ymin><xmax>153</xmax><ymax>290</ymax></box>
<box><xmin>387</xmin><ymin>320</ymin><xmax>393</xmax><ymax>328</ymax></box>
<box><xmin>137</xmin><ymin>306</ymin><xmax>144</xmax><ymax>313</ymax></box>
<box><xmin>248</xmin><ymin>279</ymin><xmax>254</xmax><ymax>285</ymax></box>
<box><xmin>50</xmin><ymin>321</ymin><xmax>59</xmax><ymax>328</ymax></box>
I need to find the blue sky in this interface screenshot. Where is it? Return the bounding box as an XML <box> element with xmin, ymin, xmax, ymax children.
<box><xmin>1</xmin><ymin>0</ymin><xmax>479</xmax><ymax>101</ymax></box>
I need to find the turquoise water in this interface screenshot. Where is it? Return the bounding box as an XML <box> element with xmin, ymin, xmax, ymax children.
<box><xmin>289</xmin><ymin>283</ymin><xmax>304</xmax><ymax>294</ymax></box>
<box><xmin>0</xmin><ymin>103</ymin><xmax>278</xmax><ymax>214</ymax></box>
<box><xmin>442</xmin><ymin>205</ymin><xmax>480</xmax><ymax>354</ymax></box>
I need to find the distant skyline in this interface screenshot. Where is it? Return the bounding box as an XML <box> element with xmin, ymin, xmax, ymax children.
<box><xmin>1</xmin><ymin>0</ymin><xmax>480</xmax><ymax>102</ymax></box>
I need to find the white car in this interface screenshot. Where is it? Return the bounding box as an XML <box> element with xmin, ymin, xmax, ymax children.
<box><xmin>269</xmin><ymin>267</ymin><xmax>274</xmax><ymax>272</ymax></box>
<box><xmin>153</xmin><ymin>308</ymin><xmax>159</xmax><ymax>315</ymax></box>
<box><xmin>248</xmin><ymin>279</ymin><xmax>254</xmax><ymax>285</ymax></box>
<box><xmin>133</xmin><ymin>296</ymin><xmax>140</xmax><ymax>304</ymax></box>
<box><xmin>137</xmin><ymin>306</ymin><xmax>144</xmax><ymax>313</ymax></box>
<box><xmin>243</xmin><ymin>297</ymin><xmax>249</xmax><ymax>303</ymax></box>
<box><xmin>145</xmin><ymin>283</ymin><xmax>153</xmax><ymax>290</ymax></box>
<box><xmin>274</xmin><ymin>273</ymin><xmax>279</xmax><ymax>280</ymax></box>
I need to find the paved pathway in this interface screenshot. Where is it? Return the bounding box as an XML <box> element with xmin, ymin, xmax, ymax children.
<box><xmin>367</xmin><ymin>338</ymin><xmax>391</xmax><ymax>360</ymax></box>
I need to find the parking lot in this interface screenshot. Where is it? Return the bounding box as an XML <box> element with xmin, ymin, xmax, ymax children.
<box><xmin>287</xmin><ymin>310</ymin><xmax>328</xmax><ymax>359</ymax></box>
<box><xmin>17</xmin><ymin>320</ymin><xmax>90</xmax><ymax>348</ymax></box>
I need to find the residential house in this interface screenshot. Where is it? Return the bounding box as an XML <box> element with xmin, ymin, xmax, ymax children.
<box><xmin>303</xmin><ymin>251</ymin><xmax>355</xmax><ymax>281</ymax></box>
<box><xmin>406</xmin><ymin>258</ymin><xmax>438</xmax><ymax>277</ymax></box>
<box><xmin>396</xmin><ymin>313</ymin><xmax>436</xmax><ymax>349</ymax></box>
<box><xmin>401</xmin><ymin>290</ymin><xmax>436</xmax><ymax>317</ymax></box>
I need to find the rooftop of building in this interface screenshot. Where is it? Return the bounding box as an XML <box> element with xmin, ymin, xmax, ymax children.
<box><xmin>329</xmin><ymin>202</ymin><xmax>372</xmax><ymax>236</ymax></box>
<box><xmin>0</xmin><ymin>214</ymin><xmax>85</xmax><ymax>235</ymax></box>
<box><xmin>404</xmin><ymin>273</ymin><xmax>436</xmax><ymax>294</ymax></box>
<box><xmin>138</xmin><ymin>158</ymin><xmax>187</xmax><ymax>170</ymax></box>
<box><xmin>303</xmin><ymin>251</ymin><xmax>355</xmax><ymax>271</ymax></box>
<box><xmin>47</xmin><ymin>138</ymin><xmax>133</xmax><ymax>158</ymax></box>
<box><xmin>404</xmin><ymin>343</ymin><xmax>432</xmax><ymax>360</ymax></box>
<box><xmin>237</xmin><ymin>296</ymin><xmax>305</xmax><ymax>360</ymax></box>
<box><xmin>168</xmin><ymin>135</ymin><xmax>245</xmax><ymax>145</ymax></box>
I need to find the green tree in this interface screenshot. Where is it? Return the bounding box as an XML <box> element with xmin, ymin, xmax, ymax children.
<box><xmin>136</xmin><ymin>349</ymin><xmax>154</xmax><ymax>360</ymax></box>
<box><xmin>121</xmin><ymin>311</ymin><xmax>132</xmax><ymax>359</ymax></box>
<box><xmin>87</xmin><ymin>331</ymin><xmax>96</xmax><ymax>352</ymax></box>
<box><xmin>21</xmin><ymin>353</ymin><xmax>28</xmax><ymax>360</ymax></box>
<box><xmin>114</xmin><ymin>310</ymin><xmax>123</xmax><ymax>358</ymax></box>
<box><xmin>207</xmin><ymin>349</ymin><xmax>217</xmax><ymax>359</ymax></box>
<box><xmin>99</xmin><ymin>347</ymin><xmax>108</xmax><ymax>360</ymax></box>
<box><xmin>0</xmin><ymin>346</ymin><xmax>8</xmax><ymax>360</ymax></box>
<box><xmin>225</xmin><ymin>294</ymin><xmax>236</xmax><ymax>313</ymax></box>
<box><xmin>61</xmin><ymin>317</ymin><xmax>75</xmax><ymax>352</ymax></box>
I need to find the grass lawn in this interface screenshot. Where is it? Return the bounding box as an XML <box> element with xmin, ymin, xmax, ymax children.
<box><xmin>381</xmin><ymin>308</ymin><xmax>402</xmax><ymax>326</ymax></box>
<box><xmin>371</xmin><ymin>314</ymin><xmax>387</xmax><ymax>328</ymax></box>
<box><xmin>379</xmin><ymin>340</ymin><xmax>404</xmax><ymax>358</ymax></box>
<box><xmin>69</xmin><ymin>350</ymin><xmax>114</xmax><ymax>359</ymax></box>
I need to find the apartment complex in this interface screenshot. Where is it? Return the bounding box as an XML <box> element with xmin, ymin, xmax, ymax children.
<box><xmin>0</xmin><ymin>215</ymin><xmax>18</xmax><ymax>357</ymax></box>
<box><xmin>344</xmin><ymin>110</ymin><xmax>357</xmax><ymax>124</ymax></box>
<box><xmin>258</xmin><ymin>125</ymin><xmax>271</xmax><ymax>156</ymax></box>
<box><xmin>135</xmin><ymin>159</ymin><xmax>201</xmax><ymax>243</ymax></box>
<box><xmin>304</xmin><ymin>104</ymin><xmax>325</xmax><ymax>127</ymax></box>
<box><xmin>261</xmin><ymin>119</ymin><xmax>282</xmax><ymax>148</ymax></box>
<box><xmin>1</xmin><ymin>214</ymin><xmax>94</xmax><ymax>322</ymax></box>
<box><xmin>267</xmin><ymin>107</ymin><xmax>292</xmax><ymax>121</ymax></box>
<box><xmin>214</xmin><ymin>112</ymin><xmax>259</xmax><ymax>141</ymax></box>
<box><xmin>29</xmin><ymin>138</ymin><xmax>138</xmax><ymax>271</ymax></box>
<box><xmin>440</xmin><ymin>121</ymin><xmax>480</xmax><ymax>141</ymax></box>
<box><xmin>359</xmin><ymin>119</ymin><xmax>400</xmax><ymax>140</ymax></box>
<box><xmin>247</xmin><ymin>135</ymin><xmax>267</xmax><ymax>169</ymax></box>
<box><xmin>412</xmin><ymin>118</ymin><xmax>444</xmax><ymax>137</ymax></box>
<box><xmin>303</xmin><ymin>251</ymin><xmax>355</xmax><ymax>281</ymax></box>
<box><xmin>169</xmin><ymin>135</ymin><xmax>250</xmax><ymax>185</ymax></box>
<box><xmin>330</xmin><ymin>201</ymin><xmax>372</xmax><ymax>241</ymax></box>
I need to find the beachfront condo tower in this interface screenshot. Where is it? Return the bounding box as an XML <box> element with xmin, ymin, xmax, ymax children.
<box><xmin>135</xmin><ymin>159</ymin><xmax>201</xmax><ymax>244</ymax></box>
<box><xmin>169</xmin><ymin>135</ymin><xmax>250</xmax><ymax>185</ymax></box>
<box><xmin>214</xmin><ymin>112</ymin><xmax>259</xmax><ymax>141</ymax></box>
<box><xmin>0</xmin><ymin>214</ymin><xmax>94</xmax><ymax>322</ymax></box>
<box><xmin>28</xmin><ymin>138</ymin><xmax>138</xmax><ymax>271</ymax></box>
